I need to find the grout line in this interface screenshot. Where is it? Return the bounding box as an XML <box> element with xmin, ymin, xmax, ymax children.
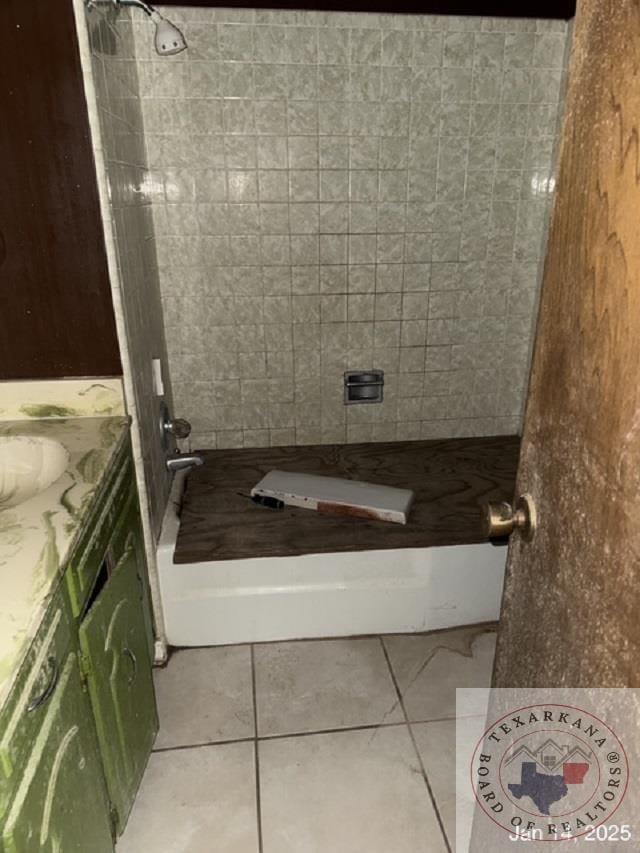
<box><xmin>149</xmin><ymin>712</ymin><xmax>476</xmax><ymax>755</ymax></box>
<box><xmin>151</xmin><ymin>719</ymin><xmax>411</xmax><ymax>754</ymax></box>
<box><xmin>380</xmin><ymin>637</ymin><xmax>452</xmax><ymax>853</ymax></box>
<box><xmin>250</xmin><ymin>643</ymin><xmax>260</xmax><ymax>738</ymax></box>
<box><xmin>259</xmin><ymin>719</ymin><xmax>407</xmax><ymax>742</ymax></box>
<box><xmin>395</xmin><ymin>711</ymin><xmax>485</xmax><ymax>725</ymax></box>
<box><xmin>152</xmin><ymin>736</ymin><xmax>255</xmax><ymax>754</ymax></box>
<box><xmin>250</xmin><ymin>644</ymin><xmax>264</xmax><ymax>853</ymax></box>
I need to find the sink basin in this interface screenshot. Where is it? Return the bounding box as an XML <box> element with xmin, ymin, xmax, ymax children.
<box><xmin>0</xmin><ymin>436</ymin><xmax>69</xmax><ymax>508</ymax></box>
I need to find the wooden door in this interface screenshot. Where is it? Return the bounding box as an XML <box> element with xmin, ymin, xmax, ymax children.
<box><xmin>79</xmin><ymin>551</ymin><xmax>158</xmax><ymax>834</ymax></box>
<box><xmin>494</xmin><ymin>0</ymin><xmax>640</xmax><ymax>687</ymax></box>
<box><xmin>1</xmin><ymin>653</ymin><xmax>113</xmax><ymax>853</ymax></box>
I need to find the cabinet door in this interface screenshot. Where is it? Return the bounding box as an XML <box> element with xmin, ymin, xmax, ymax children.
<box><xmin>1</xmin><ymin>653</ymin><xmax>113</xmax><ymax>853</ymax></box>
<box><xmin>78</xmin><ymin>549</ymin><xmax>157</xmax><ymax>835</ymax></box>
<box><xmin>109</xmin><ymin>492</ymin><xmax>155</xmax><ymax>662</ymax></box>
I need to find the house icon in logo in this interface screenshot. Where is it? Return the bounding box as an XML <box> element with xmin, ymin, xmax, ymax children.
<box><xmin>505</xmin><ymin>740</ymin><xmax>593</xmax><ymax>815</ymax></box>
<box><xmin>505</xmin><ymin>739</ymin><xmax>592</xmax><ymax>776</ymax></box>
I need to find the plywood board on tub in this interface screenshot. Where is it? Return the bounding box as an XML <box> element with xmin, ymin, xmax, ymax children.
<box><xmin>174</xmin><ymin>436</ymin><xmax>521</xmax><ymax>563</ymax></box>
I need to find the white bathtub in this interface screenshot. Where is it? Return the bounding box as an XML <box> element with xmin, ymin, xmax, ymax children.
<box><xmin>157</xmin><ymin>472</ymin><xmax>507</xmax><ymax>647</ymax></box>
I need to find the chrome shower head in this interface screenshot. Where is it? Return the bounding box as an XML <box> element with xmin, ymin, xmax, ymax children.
<box><xmin>149</xmin><ymin>9</ymin><xmax>187</xmax><ymax>56</ymax></box>
<box><xmin>86</xmin><ymin>0</ymin><xmax>187</xmax><ymax>56</ymax></box>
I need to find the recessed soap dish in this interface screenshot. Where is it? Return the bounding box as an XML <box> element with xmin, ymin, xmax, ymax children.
<box><xmin>344</xmin><ymin>370</ymin><xmax>384</xmax><ymax>405</ymax></box>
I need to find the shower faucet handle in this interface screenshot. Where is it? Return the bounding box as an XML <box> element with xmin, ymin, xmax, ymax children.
<box><xmin>165</xmin><ymin>417</ymin><xmax>192</xmax><ymax>440</ymax></box>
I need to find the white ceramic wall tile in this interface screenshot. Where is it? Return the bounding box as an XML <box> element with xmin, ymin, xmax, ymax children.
<box><xmin>124</xmin><ymin>11</ymin><xmax>572</xmax><ymax>448</ymax></box>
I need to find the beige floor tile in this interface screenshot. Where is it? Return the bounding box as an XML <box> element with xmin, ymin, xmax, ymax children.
<box><xmin>254</xmin><ymin>638</ymin><xmax>403</xmax><ymax>736</ymax></box>
<box><xmin>117</xmin><ymin>742</ymin><xmax>259</xmax><ymax>853</ymax></box>
<box><xmin>154</xmin><ymin>646</ymin><xmax>254</xmax><ymax>749</ymax></box>
<box><xmin>259</xmin><ymin>726</ymin><xmax>448</xmax><ymax>853</ymax></box>
<box><xmin>383</xmin><ymin>627</ymin><xmax>496</xmax><ymax>722</ymax></box>
<box><xmin>413</xmin><ymin>717</ymin><xmax>489</xmax><ymax>852</ymax></box>
<box><xmin>412</xmin><ymin>720</ymin><xmax>456</xmax><ymax>847</ymax></box>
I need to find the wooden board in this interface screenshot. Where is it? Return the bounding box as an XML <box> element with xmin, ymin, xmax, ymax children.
<box><xmin>494</xmin><ymin>0</ymin><xmax>640</xmax><ymax>687</ymax></box>
<box><xmin>251</xmin><ymin>470</ymin><xmax>414</xmax><ymax>524</ymax></box>
<box><xmin>175</xmin><ymin>436</ymin><xmax>520</xmax><ymax>563</ymax></box>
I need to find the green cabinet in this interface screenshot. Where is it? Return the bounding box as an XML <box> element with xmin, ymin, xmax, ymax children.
<box><xmin>1</xmin><ymin>653</ymin><xmax>113</xmax><ymax>853</ymax></box>
<box><xmin>0</xmin><ymin>590</ymin><xmax>72</xmax><ymax>809</ymax></box>
<box><xmin>108</xmin><ymin>491</ymin><xmax>155</xmax><ymax>665</ymax></box>
<box><xmin>79</xmin><ymin>546</ymin><xmax>157</xmax><ymax>833</ymax></box>
<box><xmin>0</xmin><ymin>439</ymin><xmax>158</xmax><ymax>851</ymax></box>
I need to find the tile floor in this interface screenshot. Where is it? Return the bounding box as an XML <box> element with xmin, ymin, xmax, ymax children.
<box><xmin>118</xmin><ymin>625</ymin><xmax>496</xmax><ymax>853</ymax></box>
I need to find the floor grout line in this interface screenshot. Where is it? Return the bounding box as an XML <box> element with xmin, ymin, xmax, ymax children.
<box><xmin>152</xmin><ymin>736</ymin><xmax>255</xmax><ymax>755</ymax></box>
<box><xmin>258</xmin><ymin>720</ymin><xmax>408</xmax><ymax>742</ymax></box>
<box><xmin>151</xmin><ymin>719</ymin><xmax>415</xmax><ymax>754</ymax></box>
<box><xmin>250</xmin><ymin>644</ymin><xmax>264</xmax><ymax>853</ymax></box>
<box><xmin>380</xmin><ymin>637</ymin><xmax>453</xmax><ymax>853</ymax></box>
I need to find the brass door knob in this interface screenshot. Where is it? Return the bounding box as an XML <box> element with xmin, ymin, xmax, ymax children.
<box><xmin>485</xmin><ymin>494</ymin><xmax>537</xmax><ymax>542</ymax></box>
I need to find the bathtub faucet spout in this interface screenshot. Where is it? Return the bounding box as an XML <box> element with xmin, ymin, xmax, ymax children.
<box><xmin>166</xmin><ymin>452</ymin><xmax>204</xmax><ymax>472</ymax></box>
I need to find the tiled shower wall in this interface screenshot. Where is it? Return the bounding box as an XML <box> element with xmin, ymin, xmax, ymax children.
<box><xmin>134</xmin><ymin>8</ymin><xmax>569</xmax><ymax>449</ymax></box>
<box><xmin>75</xmin><ymin>3</ymin><xmax>174</xmax><ymax>539</ymax></box>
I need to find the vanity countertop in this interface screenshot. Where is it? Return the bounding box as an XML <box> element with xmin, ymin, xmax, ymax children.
<box><xmin>0</xmin><ymin>416</ymin><xmax>129</xmax><ymax>708</ymax></box>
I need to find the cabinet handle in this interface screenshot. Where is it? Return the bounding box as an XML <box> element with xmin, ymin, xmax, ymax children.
<box><xmin>122</xmin><ymin>647</ymin><xmax>137</xmax><ymax>685</ymax></box>
<box><xmin>27</xmin><ymin>656</ymin><xmax>59</xmax><ymax>712</ymax></box>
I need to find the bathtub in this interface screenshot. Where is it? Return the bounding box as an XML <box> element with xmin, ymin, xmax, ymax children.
<box><xmin>157</xmin><ymin>471</ymin><xmax>507</xmax><ymax>647</ymax></box>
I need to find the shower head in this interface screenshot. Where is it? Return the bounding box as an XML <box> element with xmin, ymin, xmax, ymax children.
<box><xmin>149</xmin><ymin>10</ymin><xmax>187</xmax><ymax>56</ymax></box>
<box><xmin>87</xmin><ymin>0</ymin><xmax>187</xmax><ymax>56</ymax></box>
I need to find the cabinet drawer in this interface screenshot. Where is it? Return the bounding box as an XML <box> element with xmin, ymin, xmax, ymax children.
<box><xmin>65</xmin><ymin>451</ymin><xmax>135</xmax><ymax>618</ymax></box>
<box><xmin>0</xmin><ymin>589</ymin><xmax>72</xmax><ymax>788</ymax></box>
<box><xmin>1</xmin><ymin>652</ymin><xmax>113</xmax><ymax>853</ymax></box>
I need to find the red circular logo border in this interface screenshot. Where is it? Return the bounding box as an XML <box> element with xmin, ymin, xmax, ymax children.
<box><xmin>469</xmin><ymin>702</ymin><xmax>630</xmax><ymax>842</ymax></box>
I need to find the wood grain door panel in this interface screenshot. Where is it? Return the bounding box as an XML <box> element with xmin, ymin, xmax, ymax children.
<box><xmin>494</xmin><ymin>0</ymin><xmax>640</xmax><ymax>687</ymax></box>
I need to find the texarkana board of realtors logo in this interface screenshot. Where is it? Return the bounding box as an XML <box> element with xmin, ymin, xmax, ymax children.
<box><xmin>471</xmin><ymin>703</ymin><xmax>629</xmax><ymax>842</ymax></box>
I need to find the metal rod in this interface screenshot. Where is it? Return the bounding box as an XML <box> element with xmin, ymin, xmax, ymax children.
<box><xmin>114</xmin><ymin>0</ymin><xmax>155</xmax><ymax>17</ymax></box>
